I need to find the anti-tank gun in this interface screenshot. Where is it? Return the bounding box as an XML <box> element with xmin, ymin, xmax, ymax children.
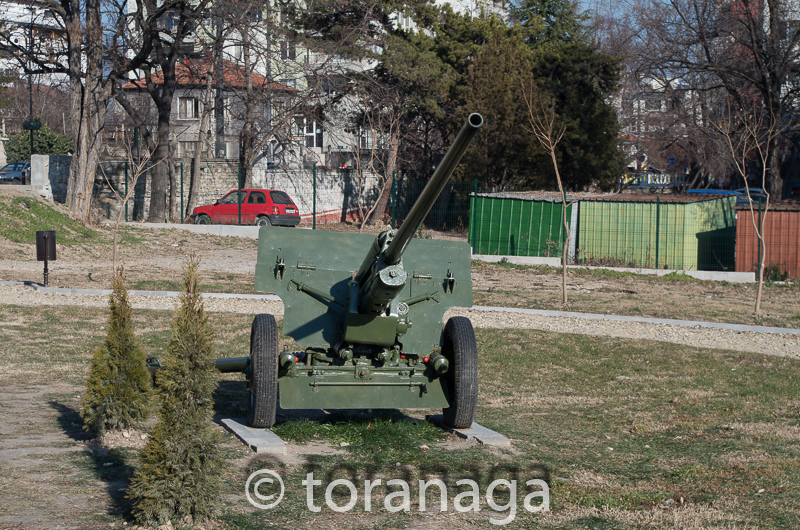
<box><xmin>227</xmin><ymin>113</ymin><xmax>483</xmax><ymax>428</ymax></box>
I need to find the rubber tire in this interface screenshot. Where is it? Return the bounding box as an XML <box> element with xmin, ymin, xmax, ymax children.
<box><xmin>255</xmin><ymin>216</ymin><xmax>272</xmax><ymax>227</ymax></box>
<box><xmin>195</xmin><ymin>214</ymin><xmax>211</xmax><ymax>225</ymax></box>
<box><xmin>441</xmin><ymin>316</ymin><xmax>479</xmax><ymax>429</ymax></box>
<box><xmin>246</xmin><ymin>314</ymin><xmax>279</xmax><ymax>428</ymax></box>
<box><xmin>12</xmin><ymin>178</ymin><xmax>20</xmax><ymax>185</ymax></box>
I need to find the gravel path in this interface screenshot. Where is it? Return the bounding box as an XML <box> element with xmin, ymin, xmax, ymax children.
<box><xmin>1</xmin><ymin>283</ymin><xmax>798</xmax><ymax>359</ymax></box>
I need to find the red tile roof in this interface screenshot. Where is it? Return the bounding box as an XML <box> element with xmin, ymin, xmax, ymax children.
<box><xmin>121</xmin><ymin>58</ymin><xmax>296</xmax><ymax>92</ymax></box>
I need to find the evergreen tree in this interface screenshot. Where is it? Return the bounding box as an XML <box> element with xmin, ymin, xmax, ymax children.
<box><xmin>511</xmin><ymin>0</ymin><xmax>625</xmax><ymax>190</ymax></box>
<box><xmin>81</xmin><ymin>268</ymin><xmax>151</xmax><ymax>436</ymax></box>
<box><xmin>459</xmin><ymin>24</ymin><xmax>542</xmax><ymax>190</ymax></box>
<box><xmin>5</xmin><ymin>123</ymin><xmax>74</xmax><ymax>163</ymax></box>
<box><xmin>531</xmin><ymin>42</ymin><xmax>625</xmax><ymax>190</ymax></box>
<box><xmin>510</xmin><ymin>0</ymin><xmax>588</xmax><ymax>48</ymax></box>
<box><xmin>127</xmin><ymin>256</ymin><xmax>223</xmax><ymax>526</ymax></box>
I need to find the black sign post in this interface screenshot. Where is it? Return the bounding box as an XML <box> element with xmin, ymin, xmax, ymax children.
<box><xmin>36</xmin><ymin>231</ymin><xmax>56</xmax><ymax>286</ymax></box>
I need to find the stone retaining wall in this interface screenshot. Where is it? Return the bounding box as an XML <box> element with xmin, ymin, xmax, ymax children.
<box><xmin>30</xmin><ymin>155</ymin><xmax>383</xmax><ymax>223</ymax></box>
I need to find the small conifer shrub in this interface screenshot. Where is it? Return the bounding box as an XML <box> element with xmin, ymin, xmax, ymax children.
<box><xmin>81</xmin><ymin>268</ymin><xmax>151</xmax><ymax>435</ymax></box>
<box><xmin>127</xmin><ymin>256</ymin><xmax>224</xmax><ymax>526</ymax></box>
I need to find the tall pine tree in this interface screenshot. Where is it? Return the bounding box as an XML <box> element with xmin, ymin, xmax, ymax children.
<box><xmin>514</xmin><ymin>0</ymin><xmax>624</xmax><ymax>190</ymax></box>
<box><xmin>127</xmin><ymin>256</ymin><xmax>223</xmax><ymax>526</ymax></box>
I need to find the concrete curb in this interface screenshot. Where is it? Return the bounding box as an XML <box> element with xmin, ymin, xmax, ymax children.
<box><xmin>14</xmin><ymin>282</ymin><xmax>281</xmax><ymax>301</ymax></box>
<box><xmin>473</xmin><ymin>255</ymin><xmax>756</xmax><ymax>283</ymax></box>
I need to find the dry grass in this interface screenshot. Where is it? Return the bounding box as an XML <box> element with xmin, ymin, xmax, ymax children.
<box><xmin>1</xmin><ymin>304</ymin><xmax>800</xmax><ymax>528</ymax></box>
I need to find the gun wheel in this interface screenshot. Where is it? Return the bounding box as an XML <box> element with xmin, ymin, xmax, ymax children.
<box><xmin>441</xmin><ymin>316</ymin><xmax>478</xmax><ymax>429</ymax></box>
<box><xmin>246</xmin><ymin>314</ymin><xmax>279</xmax><ymax>428</ymax></box>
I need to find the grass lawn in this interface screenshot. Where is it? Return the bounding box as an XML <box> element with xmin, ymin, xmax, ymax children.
<box><xmin>0</xmin><ymin>302</ymin><xmax>798</xmax><ymax>528</ymax></box>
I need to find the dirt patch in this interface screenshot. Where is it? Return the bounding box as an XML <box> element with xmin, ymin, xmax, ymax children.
<box><xmin>473</xmin><ymin>262</ymin><xmax>800</xmax><ymax>329</ymax></box>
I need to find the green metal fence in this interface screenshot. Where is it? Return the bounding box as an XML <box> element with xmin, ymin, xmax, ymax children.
<box><xmin>470</xmin><ymin>193</ymin><xmax>571</xmax><ymax>256</ymax></box>
<box><xmin>96</xmin><ymin>161</ymin><xmax>474</xmax><ymax>241</ymax></box>
<box><xmin>575</xmin><ymin>196</ymin><xmax>737</xmax><ymax>271</ymax></box>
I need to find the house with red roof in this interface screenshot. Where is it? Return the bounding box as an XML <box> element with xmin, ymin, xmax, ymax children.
<box><xmin>117</xmin><ymin>57</ymin><xmax>298</xmax><ymax>164</ymax></box>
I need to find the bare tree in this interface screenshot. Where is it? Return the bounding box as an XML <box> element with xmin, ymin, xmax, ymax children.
<box><xmin>100</xmin><ymin>137</ymin><xmax>156</xmax><ymax>270</ymax></box>
<box><xmin>351</xmin><ymin>85</ymin><xmax>403</xmax><ymax>227</ymax></box>
<box><xmin>112</xmin><ymin>0</ymin><xmax>213</xmax><ymax>223</ymax></box>
<box><xmin>4</xmin><ymin>80</ymin><xmax>72</xmax><ymax>136</ymax></box>
<box><xmin>635</xmin><ymin>0</ymin><xmax>800</xmax><ymax>197</ymax></box>
<box><xmin>185</xmin><ymin>58</ymin><xmax>218</xmax><ymax>218</ymax></box>
<box><xmin>326</xmin><ymin>87</ymin><xmax>401</xmax><ymax>227</ymax></box>
<box><xmin>712</xmin><ymin>103</ymin><xmax>776</xmax><ymax>313</ymax></box>
<box><xmin>523</xmin><ymin>87</ymin><xmax>571</xmax><ymax>305</ymax></box>
<box><xmin>0</xmin><ymin>0</ymin><xmax>181</xmax><ymax>222</ymax></box>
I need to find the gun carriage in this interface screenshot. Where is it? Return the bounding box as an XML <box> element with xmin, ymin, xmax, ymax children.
<box><xmin>157</xmin><ymin>113</ymin><xmax>484</xmax><ymax>429</ymax></box>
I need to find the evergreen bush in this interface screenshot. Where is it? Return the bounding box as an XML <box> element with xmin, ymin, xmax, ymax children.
<box><xmin>127</xmin><ymin>257</ymin><xmax>224</xmax><ymax>526</ymax></box>
<box><xmin>81</xmin><ymin>269</ymin><xmax>151</xmax><ymax>435</ymax></box>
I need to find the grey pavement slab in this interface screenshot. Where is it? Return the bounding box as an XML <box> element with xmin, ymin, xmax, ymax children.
<box><xmin>221</xmin><ymin>418</ymin><xmax>287</xmax><ymax>454</ymax></box>
<box><xmin>426</xmin><ymin>415</ymin><xmax>511</xmax><ymax>447</ymax></box>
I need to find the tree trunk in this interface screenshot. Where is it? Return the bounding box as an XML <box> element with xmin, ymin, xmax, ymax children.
<box><xmin>755</xmin><ymin>234</ymin><xmax>765</xmax><ymax>313</ymax></box>
<box><xmin>367</xmin><ymin>129</ymin><xmax>399</xmax><ymax>225</ymax></box>
<box><xmin>554</xmin><ymin>154</ymin><xmax>569</xmax><ymax>306</ymax></box>
<box><xmin>766</xmin><ymin>144</ymin><xmax>783</xmax><ymax>198</ymax></box>
<box><xmin>65</xmin><ymin>0</ymin><xmax>107</xmax><ymax>222</ymax></box>
<box><xmin>147</xmin><ymin>112</ymin><xmax>172</xmax><ymax>222</ymax></box>
<box><xmin>241</xmin><ymin>27</ymin><xmax>256</xmax><ymax>189</ymax></box>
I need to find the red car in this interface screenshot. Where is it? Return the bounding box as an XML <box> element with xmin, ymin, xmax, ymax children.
<box><xmin>192</xmin><ymin>189</ymin><xmax>300</xmax><ymax>226</ymax></box>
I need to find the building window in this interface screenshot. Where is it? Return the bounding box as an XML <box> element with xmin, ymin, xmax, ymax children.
<box><xmin>223</xmin><ymin>97</ymin><xmax>232</xmax><ymax>123</ymax></box>
<box><xmin>248</xmin><ymin>7</ymin><xmax>263</xmax><ymax>21</ymax></box>
<box><xmin>305</xmin><ymin>120</ymin><xmax>323</xmax><ymax>148</ymax></box>
<box><xmin>644</xmin><ymin>97</ymin><xmax>661</xmax><ymax>111</ymax></box>
<box><xmin>280</xmin><ymin>78</ymin><xmax>296</xmax><ymax>89</ymax></box>
<box><xmin>293</xmin><ymin>116</ymin><xmax>323</xmax><ymax>148</ymax></box>
<box><xmin>178</xmin><ymin>97</ymin><xmax>199</xmax><ymax>119</ymax></box>
<box><xmin>359</xmin><ymin>128</ymin><xmax>372</xmax><ymax>150</ymax></box>
<box><xmin>179</xmin><ymin>141</ymin><xmax>196</xmax><ymax>157</ymax></box>
<box><xmin>280</xmin><ymin>41</ymin><xmax>296</xmax><ymax>60</ymax></box>
<box><xmin>397</xmin><ymin>11</ymin><xmax>412</xmax><ymax>29</ymax></box>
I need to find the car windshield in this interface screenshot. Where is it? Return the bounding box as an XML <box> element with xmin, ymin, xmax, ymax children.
<box><xmin>218</xmin><ymin>191</ymin><xmax>246</xmax><ymax>205</ymax></box>
<box><xmin>0</xmin><ymin>163</ymin><xmax>23</xmax><ymax>171</ymax></box>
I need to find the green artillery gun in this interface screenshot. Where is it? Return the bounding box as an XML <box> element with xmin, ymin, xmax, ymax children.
<box><xmin>217</xmin><ymin>113</ymin><xmax>483</xmax><ymax>429</ymax></box>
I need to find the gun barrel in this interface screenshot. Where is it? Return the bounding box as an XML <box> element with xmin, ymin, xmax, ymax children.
<box><xmin>383</xmin><ymin>113</ymin><xmax>483</xmax><ymax>265</ymax></box>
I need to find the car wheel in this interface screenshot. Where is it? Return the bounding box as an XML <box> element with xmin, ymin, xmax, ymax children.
<box><xmin>195</xmin><ymin>214</ymin><xmax>211</xmax><ymax>225</ymax></box>
<box><xmin>255</xmin><ymin>216</ymin><xmax>272</xmax><ymax>227</ymax></box>
<box><xmin>12</xmin><ymin>178</ymin><xmax>20</xmax><ymax>185</ymax></box>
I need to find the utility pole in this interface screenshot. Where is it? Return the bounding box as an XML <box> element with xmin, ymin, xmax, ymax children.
<box><xmin>29</xmin><ymin>6</ymin><xmax>34</xmax><ymax>158</ymax></box>
<box><xmin>214</xmin><ymin>7</ymin><xmax>225</xmax><ymax>159</ymax></box>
